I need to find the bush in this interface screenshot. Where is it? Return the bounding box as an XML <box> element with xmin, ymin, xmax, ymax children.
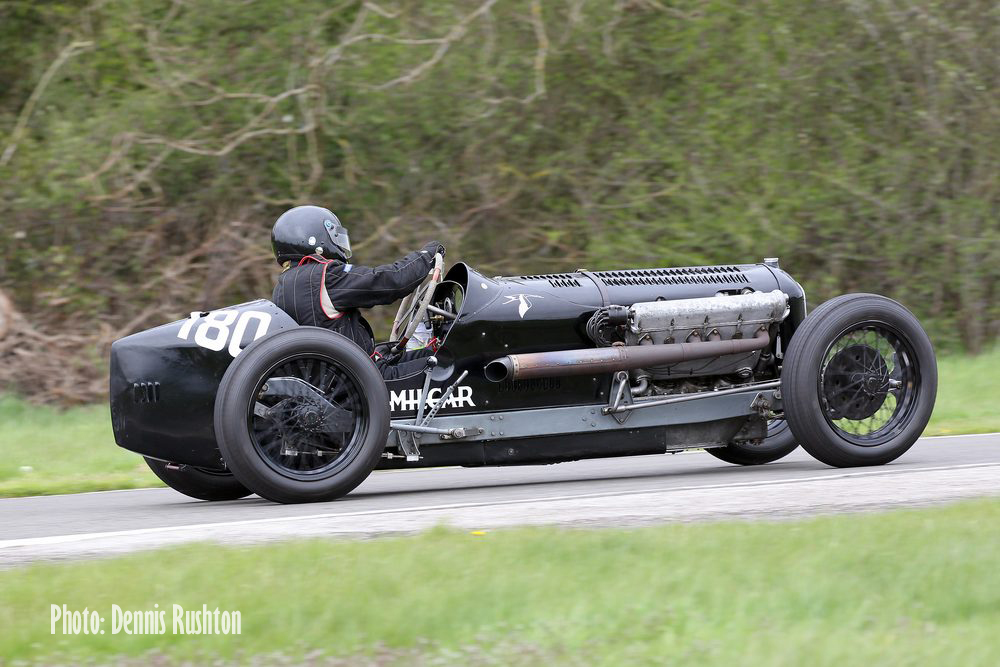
<box><xmin>1</xmin><ymin>0</ymin><xmax>998</xmax><ymax>402</ymax></box>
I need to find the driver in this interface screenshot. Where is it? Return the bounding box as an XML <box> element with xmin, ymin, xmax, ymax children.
<box><xmin>269</xmin><ymin>205</ymin><xmax>446</xmax><ymax>379</ymax></box>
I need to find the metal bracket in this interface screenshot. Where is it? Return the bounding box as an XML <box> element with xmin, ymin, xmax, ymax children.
<box><xmin>395</xmin><ymin>356</ymin><xmax>438</xmax><ymax>461</ymax></box>
<box><xmin>419</xmin><ymin>370</ymin><xmax>469</xmax><ymax>427</ymax></box>
<box><xmin>607</xmin><ymin>371</ymin><xmax>634</xmax><ymax>424</ymax></box>
<box><xmin>749</xmin><ymin>391</ymin><xmax>771</xmax><ymax>417</ymax></box>
<box><xmin>256</xmin><ymin>377</ymin><xmax>355</xmax><ymax>434</ymax></box>
<box><xmin>732</xmin><ymin>414</ymin><xmax>767</xmax><ymax>444</ymax></box>
<box><xmin>392</xmin><ymin>421</ymin><xmax>475</xmax><ymax>439</ymax></box>
<box><xmin>603</xmin><ymin>380</ymin><xmax>781</xmax><ymax>415</ymax></box>
<box><xmin>390</xmin><ymin>369</ymin><xmax>478</xmax><ymax>458</ymax></box>
<box><xmin>395</xmin><ymin>430</ymin><xmax>421</xmax><ymax>461</ymax></box>
<box><xmin>413</xmin><ymin>357</ymin><xmax>437</xmax><ymax>429</ymax></box>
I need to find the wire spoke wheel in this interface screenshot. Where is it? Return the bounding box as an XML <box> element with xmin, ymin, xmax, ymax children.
<box><xmin>782</xmin><ymin>294</ymin><xmax>936</xmax><ymax>468</ymax></box>
<box><xmin>819</xmin><ymin>324</ymin><xmax>918</xmax><ymax>446</ymax></box>
<box><xmin>215</xmin><ymin>328</ymin><xmax>390</xmax><ymax>503</ymax></box>
<box><xmin>249</xmin><ymin>354</ymin><xmax>368</xmax><ymax>479</ymax></box>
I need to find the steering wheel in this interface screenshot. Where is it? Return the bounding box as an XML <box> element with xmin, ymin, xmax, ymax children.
<box><xmin>389</xmin><ymin>253</ymin><xmax>444</xmax><ymax>353</ymax></box>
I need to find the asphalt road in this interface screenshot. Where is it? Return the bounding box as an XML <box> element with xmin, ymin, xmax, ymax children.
<box><xmin>2</xmin><ymin>433</ymin><xmax>999</xmax><ymax>566</ymax></box>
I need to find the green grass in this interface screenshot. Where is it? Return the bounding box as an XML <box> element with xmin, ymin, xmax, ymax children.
<box><xmin>925</xmin><ymin>347</ymin><xmax>1000</xmax><ymax>435</ymax></box>
<box><xmin>3</xmin><ymin>499</ymin><xmax>1000</xmax><ymax>665</ymax></box>
<box><xmin>0</xmin><ymin>348</ymin><xmax>997</xmax><ymax>498</ymax></box>
<box><xmin>0</xmin><ymin>397</ymin><xmax>161</xmax><ymax>497</ymax></box>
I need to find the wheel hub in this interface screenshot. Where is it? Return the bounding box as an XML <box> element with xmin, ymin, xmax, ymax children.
<box><xmin>293</xmin><ymin>403</ymin><xmax>325</xmax><ymax>432</ymax></box>
<box><xmin>823</xmin><ymin>344</ymin><xmax>890</xmax><ymax>420</ymax></box>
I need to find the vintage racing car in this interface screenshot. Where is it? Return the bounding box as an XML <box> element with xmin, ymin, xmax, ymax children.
<box><xmin>110</xmin><ymin>257</ymin><xmax>937</xmax><ymax>503</ymax></box>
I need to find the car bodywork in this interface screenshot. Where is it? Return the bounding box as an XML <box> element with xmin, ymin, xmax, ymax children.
<box><xmin>111</xmin><ymin>260</ymin><xmax>805</xmax><ymax>471</ymax></box>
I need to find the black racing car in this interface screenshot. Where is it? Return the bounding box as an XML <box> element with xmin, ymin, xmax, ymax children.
<box><xmin>110</xmin><ymin>256</ymin><xmax>937</xmax><ymax>503</ymax></box>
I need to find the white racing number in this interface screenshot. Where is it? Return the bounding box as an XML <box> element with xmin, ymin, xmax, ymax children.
<box><xmin>177</xmin><ymin>310</ymin><xmax>272</xmax><ymax>357</ymax></box>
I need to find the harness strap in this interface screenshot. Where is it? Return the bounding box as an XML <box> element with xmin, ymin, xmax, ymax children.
<box><xmin>299</xmin><ymin>255</ymin><xmax>344</xmax><ymax>320</ymax></box>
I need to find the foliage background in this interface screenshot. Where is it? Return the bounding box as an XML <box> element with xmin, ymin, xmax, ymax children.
<box><xmin>1</xmin><ymin>0</ymin><xmax>998</xmax><ymax>402</ymax></box>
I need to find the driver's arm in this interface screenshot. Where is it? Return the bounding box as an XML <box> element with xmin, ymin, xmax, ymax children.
<box><xmin>325</xmin><ymin>241</ymin><xmax>445</xmax><ymax>309</ymax></box>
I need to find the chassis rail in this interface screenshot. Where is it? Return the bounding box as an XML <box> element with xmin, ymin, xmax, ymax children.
<box><xmin>388</xmin><ymin>376</ymin><xmax>782</xmax><ymax>460</ymax></box>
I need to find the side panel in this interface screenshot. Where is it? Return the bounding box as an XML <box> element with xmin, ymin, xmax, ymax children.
<box><xmin>403</xmin><ymin>262</ymin><xmax>797</xmax><ymax>419</ymax></box>
<box><xmin>110</xmin><ymin>300</ymin><xmax>298</xmax><ymax>468</ymax></box>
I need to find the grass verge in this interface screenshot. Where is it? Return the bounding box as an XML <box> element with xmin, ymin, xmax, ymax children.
<box><xmin>0</xmin><ymin>397</ymin><xmax>161</xmax><ymax>497</ymax></box>
<box><xmin>0</xmin><ymin>347</ymin><xmax>997</xmax><ymax>498</ymax></box>
<box><xmin>2</xmin><ymin>499</ymin><xmax>1000</xmax><ymax>665</ymax></box>
<box><xmin>924</xmin><ymin>346</ymin><xmax>1000</xmax><ymax>435</ymax></box>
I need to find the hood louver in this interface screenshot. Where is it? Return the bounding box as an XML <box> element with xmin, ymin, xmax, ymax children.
<box><xmin>516</xmin><ymin>273</ymin><xmax>583</xmax><ymax>288</ymax></box>
<box><xmin>594</xmin><ymin>266</ymin><xmax>749</xmax><ymax>287</ymax></box>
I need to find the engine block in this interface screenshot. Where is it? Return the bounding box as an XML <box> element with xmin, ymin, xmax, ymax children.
<box><xmin>626</xmin><ymin>290</ymin><xmax>789</xmax><ymax>380</ymax></box>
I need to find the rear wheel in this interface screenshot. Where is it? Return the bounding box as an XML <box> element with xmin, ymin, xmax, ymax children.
<box><xmin>215</xmin><ymin>328</ymin><xmax>390</xmax><ymax>503</ymax></box>
<box><xmin>782</xmin><ymin>294</ymin><xmax>936</xmax><ymax>467</ymax></box>
<box><xmin>143</xmin><ymin>457</ymin><xmax>251</xmax><ymax>501</ymax></box>
<box><xmin>706</xmin><ymin>419</ymin><xmax>798</xmax><ymax>465</ymax></box>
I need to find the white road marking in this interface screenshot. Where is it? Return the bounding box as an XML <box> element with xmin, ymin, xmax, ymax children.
<box><xmin>3</xmin><ymin>461</ymin><xmax>997</xmax><ymax>551</ymax></box>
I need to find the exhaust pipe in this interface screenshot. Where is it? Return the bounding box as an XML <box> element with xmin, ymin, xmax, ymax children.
<box><xmin>484</xmin><ymin>329</ymin><xmax>770</xmax><ymax>382</ymax></box>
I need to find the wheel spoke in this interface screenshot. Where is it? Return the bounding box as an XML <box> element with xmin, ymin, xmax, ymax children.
<box><xmin>820</xmin><ymin>324</ymin><xmax>917</xmax><ymax>443</ymax></box>
<box><xmin>317</xmin><ymin>361</ymin><xmax>333</xmax><ymax>395</ymax></box>
<box><xmin>827</xmin><ymin>378</ymin><xmax>865</xmax><ymax>395</ymax></box>
<box><xmin>248</xmin><ymin>354</ymin><xmax>365</xmax><ymax>476</ymax></box>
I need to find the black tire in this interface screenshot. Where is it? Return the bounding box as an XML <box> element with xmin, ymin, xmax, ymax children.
<box><xmin>782</xmin><ymin>293</ymin><xmax>936</xmax><ymax>467</ymax></box>
<box><xmin>214</xmin><ymin>327</ymin><xmax>390</xmax><ymax>504</ymax></box>
<box><xmin>144</xmin><ymin>457</ymin><xmax>252</xmax><ymax>501</ymax></box>
<box><xmin>706</xmin><ymin>419</ymin><xmax>798</xmax><ymax>465</ymax></box>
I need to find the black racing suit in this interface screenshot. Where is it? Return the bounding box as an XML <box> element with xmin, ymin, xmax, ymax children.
<box><xmin>272</xmin><ymin>241</ymin><xmax>445</xmax><ymax>379</ymax></box>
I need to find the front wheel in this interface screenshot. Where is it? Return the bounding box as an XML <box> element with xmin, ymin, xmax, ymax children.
<box><xmin>782</xmin><ymin>294</ymin><xmax>936</xmax><ymax>467</ymax></box>
<box><xmin>144</xmin><ymin>457</ymin><xmax>252</xmax><ymax>501</ymax></box>
<box><xmin>215</xmin><ymin>328</ymin><xmax>390</xmax><ymax>504</ymax></box>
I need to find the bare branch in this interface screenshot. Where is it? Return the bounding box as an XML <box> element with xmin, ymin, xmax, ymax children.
<box><xmin>363</xmin><ymin>1</ymin><xmax>402</xmax><ymax>19</ymax></box>
<box><xmin>484</xmin><ymin>0</ymin><xmax>548</xmax><ymax>107</ymax></box>
<box><xmin>526</xmin><ymin>0</ymin><xmax>549</xmax><ymax>102</ymax></box>
<box><xmin>133</xmin><ymin>85</ymin><xmax>316</xmax><ymax>156</ymax></box>
<box><xmin>1</xmin><ymin>40</ymin><xmax>94</xmax><ymax>167</ymax></box>
<box><xmin>373</xmin><ymin>0</ymin><xmax>500</xmax><ymax>90</ymax></box>
<box><xmin>136</xmin><ymin>123</ymin><xmax>315</xmax><ymax>157</ymax></box>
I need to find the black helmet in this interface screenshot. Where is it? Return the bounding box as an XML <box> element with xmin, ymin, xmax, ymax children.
<box><xmin>270</xmin><ymin>205</ymin><xmax>352</xmax><ymax>265</ymax></box>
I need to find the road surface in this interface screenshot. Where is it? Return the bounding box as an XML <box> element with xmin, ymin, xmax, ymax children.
<box><xmin>1</xmin><ymin>433</ymin><xmax>998</xmax><ymax>567</ymax></box>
